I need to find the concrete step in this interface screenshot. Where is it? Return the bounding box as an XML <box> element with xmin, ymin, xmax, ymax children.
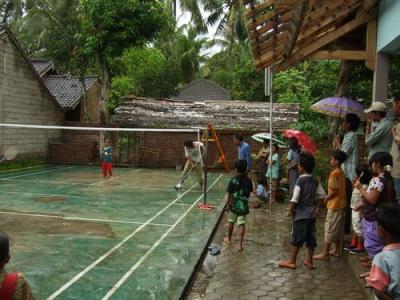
<box><xmin>344</xmin><ymin>251</ymin><xmax>375</xmax><ymax>300</ymax></box>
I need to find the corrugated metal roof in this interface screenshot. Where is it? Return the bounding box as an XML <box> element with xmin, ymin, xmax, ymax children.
<box><xmin>174</xmin><ymin>79</ymin><xmax>231</xmax><ymax>101</ymax></box>
<box><xmin>43</xmin><ymin>76</ymin><xmax>98</xmax><ymax>110</ymax></box>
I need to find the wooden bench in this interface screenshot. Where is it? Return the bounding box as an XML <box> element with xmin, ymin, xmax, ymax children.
<box><xmin>137</xmin><ymin>147</ymin><xmax>159</xmax><ymax>168</ymax></box>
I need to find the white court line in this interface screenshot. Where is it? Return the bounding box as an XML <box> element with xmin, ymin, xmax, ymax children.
<box><xmin>102</xmin><ymin>174</ymin><xmax>224</xmax><ymax>299</ymax></box>
<box><xmin>0</xmin><ymin>164</ymin><xmax>52</xmax><ymax>174</ymax></box>
<box><xmin>0</xmin><ymin>189</ymin><xmax>197</xmax><ymax>206</ymax></box>
<box><xmin>47</xmin><ymin>182</ymin><xmax>199</xmax><ymax>300</ymax></box>
<box><xmin>0</xmin><ymin>166</ymin><xmax>73</xmax><ymax>180</ymax></box>
<box><xmin>0</xmin><ymin>165</ymin><xmax>62</xmax><ymax>179</ymax></box>
<box><xmin>153</xmin><ymin>201</ymin><xmax>190</xmax><ymax>206</ymax></box>
<box><xmin>0</xmin><ymin>211</ymin><xmax>172</xmax><ymax>227</ymax></box>
<box><xmin>0</xmin><ymin>178</ymin><xmax>195</xmax><ymax>193</ymax></box>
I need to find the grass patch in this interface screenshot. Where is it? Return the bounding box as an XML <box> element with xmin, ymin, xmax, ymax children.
<box><xmin>0</xmin><ymin>160</ymin><xmax>47</xmax><ymax>171</ymax></box>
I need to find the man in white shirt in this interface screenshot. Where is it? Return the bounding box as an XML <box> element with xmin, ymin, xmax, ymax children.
<box><xmin>178</xmin><ymin>140</ymin><xmax>205</xmax><ymax>189</ymax></box>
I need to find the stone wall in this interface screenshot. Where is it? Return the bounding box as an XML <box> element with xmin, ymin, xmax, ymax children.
<box><xmin>0</xmin><ymin>31</ymin><xmax>64</xmax><ymax>159</ymax></box>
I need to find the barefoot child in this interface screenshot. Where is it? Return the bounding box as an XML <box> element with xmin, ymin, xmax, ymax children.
<box><xmin>344</xmin><ymin>165</ymin><xmax>371</xmax><ymax>255</ymax></box>
<box><xmin>314</xmin><ymin>150</ymin><xmax>347</xmax><ymax>260</ymax></box>
<box><xmin>279</xmin><ymin>152</ymin><xmax>326</xmax><ymax>270</ymax></box>
<box><xmin>366</xmin><ymin>203</ymin><xmax>400</xmax><ymax>299</ymax></box>
<box><xmin>224</xmin><ymin>159</ymin><xmax>253</xmax><ymax>252</ymax></box>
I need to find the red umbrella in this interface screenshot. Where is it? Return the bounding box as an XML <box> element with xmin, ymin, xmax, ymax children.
<box><xmin>284</xmin><ymin>129</ymin><xmax>318</xmax><ymax>156</ymax></box>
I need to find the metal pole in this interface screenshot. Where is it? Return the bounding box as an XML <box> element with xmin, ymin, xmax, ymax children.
<box><xmin>265</xmin><ymin>67</ymin><xmax>273</xmax><ymax>211</ymax></box>
<box><xmin>203</xmin><ymin>127</ymin><xmax>209</xmax><ymax>204</ymax></box>
<box><xmin>269</xmin><ymin>72</ymin><xmax>273</xmax><ymax>212</ymax></box>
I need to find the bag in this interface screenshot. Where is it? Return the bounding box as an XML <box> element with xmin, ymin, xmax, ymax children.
<box><xmin>232</xmin><ymin>194</ymin><xmax>249</xmax><ymax>215</ymax></box>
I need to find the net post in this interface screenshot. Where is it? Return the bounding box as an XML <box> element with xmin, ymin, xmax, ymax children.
<box><xmin>198</xmin><ymin>125</ymin><xmax>214</xmax><ymax>211</ymax></box>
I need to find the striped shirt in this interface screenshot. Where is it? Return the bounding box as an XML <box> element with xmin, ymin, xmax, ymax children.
<box><xmin>341</xmin><ymin>131</ymin><xmax>358</xmax><ymax>181</ymax></box>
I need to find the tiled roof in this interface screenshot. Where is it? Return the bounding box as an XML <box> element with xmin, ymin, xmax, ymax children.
<box><xmin>31</xmin><ymin>59</ymin><xmax>55</xmax><ymax>76</ymax></box>
<box><xmin>43</xmin><ymin>76</ymin><xmax>98</xmax><ymax>110</ymax></box>
<box><xmin>174</xmin><ymin>79</ymin><xmax>231</xmax><ymax>101</ymax></box>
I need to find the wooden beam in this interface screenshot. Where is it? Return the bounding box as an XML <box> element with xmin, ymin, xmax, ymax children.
<box><xmin>309</xmin><ymin>50</ymin><xmax>367</xmax><ymax>60</ymax></box>
<box><xmin>365</xmin><ymin>17</ymin><xmax>377</xmax><ymax>70</ymax></box>
<box><xmin>274</xmin><ymin>0</ymin><xmax>307</xmax><ymax>12</ymax></box>
<box><xmin>362</xmin><ymin>0</ymin><xmax>378</xmax><ymax>12</ymax></box>
<box><xmin>246</xmin><ymin>10</ymin><xmax>276</xmax><ymax>31</ymax></box>
<box><xmin>274</xmin><ymin>8</ymin><xmax>376</xmax><ymax>71</ymax></box>
<box><xmin>253</xmin><ymin>32</ymin><xmax>287</xmax><ymax>57</ymax></box>
<box><xmin>301</xmin><ymin>0</ymin><xmax>355</xmax><ymax>31</ymax></box>
<box><xmin>255</xmin><ymin>44</ymin><xmax>286</xmax><ymax>69</ymax></box>
<box><xmin>284</xmin><ymin>0</ymin><xmax>309</xmax><ymax>57</ymax></box>
<box><xmin>244</xmin><ymin>0</ymin><xmax>273</xmax><ymax>19</ymax></box>
<box><xmin>249</xmin><ymin>11</ymin><xmax>292</xmax><ymax>41</ymax></box>
<box><xmin>250</xmin><ymin>22</ymin><xmax>287</xmax><ymax>47</ymax></box>
<box><xmin>295</xmin><ymin>0</ymin><xmax>362</xmax><ymax>48</ymax></box>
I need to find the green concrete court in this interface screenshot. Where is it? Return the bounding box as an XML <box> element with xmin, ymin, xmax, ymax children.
<box><xmin>0</xmin><ymin>165</ymin><xmax>228</xmax><ymax>299</ymax></box>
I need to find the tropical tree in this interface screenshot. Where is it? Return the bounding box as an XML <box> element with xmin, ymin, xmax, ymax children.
<box><xmin>0</xmin><ymin>0</ymin><xmax>32</xmax><ymax>23</ymax></box>
<box><xmin>79</xmin><ymin>0</ymin><xmax>173</xmax><ymax>124</ymax></box>
<box><xmin>180</xmin><ymin>0</ymin><xmax>247</xmax><ymax>43</ymax></box>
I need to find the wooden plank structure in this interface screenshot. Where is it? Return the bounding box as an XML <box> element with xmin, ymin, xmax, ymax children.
<box><xmin>243</xmin><ymin>0</ymin><xmax>379</xmax><ymax>71</ymax></box>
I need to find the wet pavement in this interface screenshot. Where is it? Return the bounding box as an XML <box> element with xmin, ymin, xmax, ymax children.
<box><xmin>188</xmin><ymin>200</ymin><xmax>366</xmax><ymax>300</ymax></box>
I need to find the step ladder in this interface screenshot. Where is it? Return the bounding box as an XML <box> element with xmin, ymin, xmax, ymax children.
<box><xmin>201</xmin><ymin>123</ymin><xmax>229</xmax><ymax>172</ymax></box>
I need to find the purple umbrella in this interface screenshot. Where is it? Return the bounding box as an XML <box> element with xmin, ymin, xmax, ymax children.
<box><xmin>311</xmin><ymin>96</ymin><xmax>365</xmax><ymax>119</ymax></box>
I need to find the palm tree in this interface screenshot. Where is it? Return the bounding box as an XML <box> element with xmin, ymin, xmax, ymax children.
<box><xmin>175</xmin><ymin>24</ymin><xmax>209</xmax><ymax>83</ymax></box>
<box><xmin>1</xmin><ymin>0</ymin><xmax>30</xmax><ymax>24</ymax></box>
<box><xmin>180</xmin><ymin>0</ymin><xmax>247</xmax><ymax>43</ymax></box>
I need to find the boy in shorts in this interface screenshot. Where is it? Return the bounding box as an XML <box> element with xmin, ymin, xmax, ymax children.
<box><xmin>279</xmin><ymin>152</ymin><xmax>326</xmax><ymax>270</ymax></box>
<box><xmin>224</xmin><ymin>159</ymin><xmax>253</xmax><ymax>252</ymax></box>
<box><xmin>314</xmin><ymin>150</ymin><xmax>347</xmax><ymax>260</ymax></box>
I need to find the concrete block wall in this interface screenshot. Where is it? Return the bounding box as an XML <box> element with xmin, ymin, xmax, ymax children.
<box><xmin>0</xmin><ymin>32</ymin><xmax>64</xmax><ymax>159</ymax></box>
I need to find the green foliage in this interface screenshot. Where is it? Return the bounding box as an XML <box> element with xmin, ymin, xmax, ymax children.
<box><xmin>347</xmin><ymin>62</ymin><xmax>374</xmax><ymax>104</ymax></box>
<box><xmin>231</xmin><ymin>60</ymin><xmax>266</xmax><ymax>101</ymax></box>
<box><xmin>0</xmin><ymin>160</ymin><xmax>46</xmax><ymax>171</ymax></box>
<box><xmin>108</xmin><ymin>76</ymin><xmax>135</xmax><ymax>113</ymax></box>
<box><xmin>274</xmin><ymin>69</ymin><xmax>311</xmax><ymax>105</ymax></box>
<box><xmin>303</xmin><ymin>60</ymin><xmax>340</xmax><ymax>102</ymax></box>
<box><xmin>80</xmin><ymin>0</ymin><xmax>173</xmax><ymax>58</ymax></box>
<box><xmin>108</xmin><ymin>47</ymin><xmax>179</xmax><ymax>111</ymax></box>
